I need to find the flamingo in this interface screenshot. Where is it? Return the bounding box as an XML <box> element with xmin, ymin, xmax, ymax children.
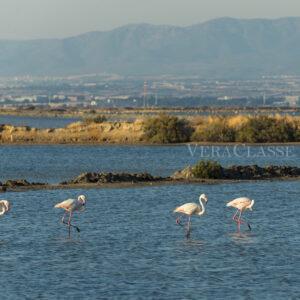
<box><xmin>173</xmin><ymin>194</ymin><xmax>208</xmax><ymax>238</ymax></box>
<box><xmin>54</xmin><ymin>195</ymin><xmax>86</xmax><ymax>237</ymax></box>
<box><xmin>226</xmin><ymin>197</ymin><xmax>254</xmax><ymax>231</ymax></box>
<box><xmin>0</xmin><ymin>200</ymin><xmax>10</xmax><ymax>216</ymax></box>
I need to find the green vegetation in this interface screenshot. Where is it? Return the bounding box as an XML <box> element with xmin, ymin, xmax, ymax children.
<box><xmin>84</xmin><ymin>114</ymin><xmax>107</xmax><ymax>124</ymax></box>
<box><xmin>235</xmin><ymin>116</ymin><xmax>298</xmax><ymax>143</ymax></box>
<box><xmin>142</xmin><ymin>114</ymin><xmax>194</xmax><ymax>143</ymax></box>
<box><xmin>192</xmin><ymin>115</ymin><xmax>300</xmax><ymax>143</ymax></box>
<box><xmin>192</xmin><ymin>120</ymin><xmax>235</xmax><ymax>142</ymax></box>
<box><xmin>191</xmin><ymin>160</ymin><xmax>223</xmax><ymax>179</ymax></box>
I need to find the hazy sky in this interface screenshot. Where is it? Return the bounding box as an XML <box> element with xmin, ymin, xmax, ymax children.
<box><xmin>0</xmin><ymin>0</ymin><xmax>299</xmax><ymax>39</ymax></box>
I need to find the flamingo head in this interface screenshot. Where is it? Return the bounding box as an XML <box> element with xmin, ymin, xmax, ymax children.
<box><xmin>200</xmin><ymin>194</ymin><xmax>208</xmax><ymax>203</ymax></box>
<box><xmin>248</xmin><ymin>199</ymin><xmax>255</xmax><ymax>211</ymax></box>
<box><xmin>78</xmin><ymin>195</ymin><xmax>86</xmax><ymax>205</ymax></box>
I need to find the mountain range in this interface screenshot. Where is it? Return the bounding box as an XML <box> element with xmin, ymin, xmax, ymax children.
<box><xmin>1</xmin><ymin>17</ymin><xmax>300</xmax><ymax>78</ymax></box>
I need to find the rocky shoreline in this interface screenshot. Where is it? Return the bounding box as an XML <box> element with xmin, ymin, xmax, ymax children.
<box><xmin>1</xmin><ymin>165</ymin><xmax>300</xmax><ymax>192</ymax></box>
<box><xmin>172</xmin><ymin>164</ymin><xmax>300</xmax><ymax>180</ymax></box>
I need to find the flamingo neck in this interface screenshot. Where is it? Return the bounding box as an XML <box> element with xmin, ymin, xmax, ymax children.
<box><xmin>198</xmin><ymin>197</ymin><xmax>205</xmax><ymax>215</ymax></box>
<box><xmin>248</xmin><ymin>199</ymin><xmax>255</xmax><ymax>210</ymax></box>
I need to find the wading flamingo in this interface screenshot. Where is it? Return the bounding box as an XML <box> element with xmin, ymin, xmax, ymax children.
<box><xmin>226</xmin><ymin>197</ymin><xmax>254</xmax><ymax>231</ymax></box>
<box><xmin>54</xmin><ymin>195</ymin><xmax>86</xmax><ymax>237</ymax></box>
<box><xmin>0</xmin><ymin>200</ymin><xmax>10</xmax><ymax>216</ymax></box>
<box><xmin>174</xmin><ymin>194</ymin><xmax>208</xmax><ymax>238</ymax></box>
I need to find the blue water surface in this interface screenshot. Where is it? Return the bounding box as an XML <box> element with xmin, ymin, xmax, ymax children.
<box><xmin>0</xmin><ymin>115</ymin><xmax>79</xmax><ymax>128</ymax></box>
<box><xmin>0</xmin><ymin>145</ymin><xmax>299</xmax><ymax>183</ymax></box>
<box><xmin>0</xmin><ymin>181</ymin><xmax>299</xmax><ymax>299</ymax></box>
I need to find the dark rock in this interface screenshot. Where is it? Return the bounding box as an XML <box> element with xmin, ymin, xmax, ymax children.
<box><xmin>30</xmin><ymin>182</ymin><xmax>46</xmax><ymax>186</ymax></box>
<box><xmin>70</xmin><ymin>172</ymin><xmax>100</xmax><ymax>184</ymax></box>
<box><xmin>173</xmin><ymin>163</ymin><xmax>300</xmax><ymax>180</ymax></box>
<box><xmin>4</xmin><ymin>179</ymin><xmax>31</xmax><ymax>187</ymax></box>
<box><xmin>65</xmin><ymin>171</ymin><xmax>163</xmax><ymax>185</ymax></box>
<box><xmin>0</xmin><ymin>186</ymin><xmax>7</xmax><ymax>192</ymax></box>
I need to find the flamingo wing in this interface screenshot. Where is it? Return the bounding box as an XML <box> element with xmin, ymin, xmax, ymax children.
<box><xmin>174</xmin><ymin>202</ymin><xmax>199</xmax><ymax>215</ymax></box>
<box><xmin>226</xmin><ymin>197</ymin><xmax>251</xmax><ymax>209</ymax></box>
<box><xmin>54</xmin><ymin>199</ymin><xmax>75</xmax><ymax>210</ymax></box>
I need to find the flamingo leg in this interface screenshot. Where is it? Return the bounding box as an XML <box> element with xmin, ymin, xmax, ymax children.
<box><xmin>61</xmin><ymin>211</ymin><xmax>81</xmax><ymax>235</ymax></box>
<box><xmin>234</xmin><ymin>213</ymin><xmax>245</xmax><ymax>224</ymax></box>
<box><xmin>232</xmin><ymin>209</ymin><xmax>239</xmax><ymax>221</ymax></box>
<box><xmin>233</xmin><ymin>210</ymin><xmax>252</xmax><ymax>231</ymax></box>
<box><xmin>61</xmin><ymin>212</ymin><xmax>67</xmax><ymax>223</ymax></box>
<box><xmin>176</xmin><ymin>215</ymin><xmax>183</xmax><ymax>226</ymax></box>
<box><xmin>237</xmin><ymin>210</ymin><xmax>242</xmax><ymax>232</ymax></box>
<box><xmin>240</xmin><ymin>216</ymin><xmax>252</xmax><ymax>231</ymax></box>
<box><xmin>186</xmin><ymin>216</ymin><xmax>191</xmax><ymax>239</ymax></box>
<box><xmin>68</xmin><ymin>212</ymin><xmax>72</xmax><ymax>237</ymax></box>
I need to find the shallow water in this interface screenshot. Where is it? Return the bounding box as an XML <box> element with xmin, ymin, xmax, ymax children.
<box><xmin>0</xmin><ymin>145</ymin><xmax>299</xmax><ymax>183</ymax></box>
<box><xmin>0</xmin><ymin>181</ymin><xmax>299</xmax><ymax>299</ymax></box>
<box><xmin>0</xmin><ymin>115</ymin><xmax>79</xmax><ymax>128</ymax></box>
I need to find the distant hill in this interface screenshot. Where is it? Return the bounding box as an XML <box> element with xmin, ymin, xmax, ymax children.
<box><xmin>1</xmin><ymin>17</ymin><xmax>300</xmax><ymax>78</ymax></box>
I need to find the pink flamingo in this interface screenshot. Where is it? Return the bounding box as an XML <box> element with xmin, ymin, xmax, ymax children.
<box><xmin>0</xmin><ymin>200</ymin><xmax>10</xmax><ymax>216</ymax></box>
<box><xmin>54</xmin><ymin>195</ymin><xmax>86</xmax><ymax>237</ymax></box>
<box><xmin>174</xmin><ymin>194</ymin><xmax>208</xmax><ymax>238</ymax></box>
<box><xmin>226</xmin><ymin>197</ymin><xmax>254</xmax><ymax>231</ymax></box>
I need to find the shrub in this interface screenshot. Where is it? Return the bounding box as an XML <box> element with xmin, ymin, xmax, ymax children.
<box><xmin>295</xmin><ymin>125</ymin><xmax>300</xmax><ymax>141</ymax></box>
<box><xmin>84</xmin><ymin>114</ymin><xmax>107</xmax><ymax>124</ymax></box>
<box><xmin>142</xmin><ymin>114</ymin><xmax>194</xmax><ymax>143</ymax></box>
<box><xmin>192</xmin><ymin>160</ymin><xmax>223</xmax><ymax>179</ymax></box>
<box><xmin>236</xmin><ymin>116</ymin><xmax>297</xmax><ymax>143</ymax></box>
<box><xmin>192</xmin><ymin>120</ymin><xmax>235</xmax><ymax>142</ymax></box>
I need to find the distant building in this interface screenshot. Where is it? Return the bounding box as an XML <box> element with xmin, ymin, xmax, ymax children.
<box><xmin>36</xmin><ymin>95</ymin><xmax>49</xmax><ymax>103</ymax></box>
<box><xmin>217</xmin><ymin>96</ymin><xmax>232</xmax><ymax>101</ymax></box>
<box><xmin>68</xmin><ymin>96</ymin><xmax>78</xmax><ymax>102</ymax></box>
<box><xmin>14</xmin><ymin>95</ymin><xmax>36</xmax><ymax>102</ymax></box>
<box><xmin>284</xmin><ymin>96</ymin><xmax>299</xmax><ymax>107</ymax></box>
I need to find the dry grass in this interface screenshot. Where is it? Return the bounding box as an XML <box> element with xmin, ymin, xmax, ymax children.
<box><xmin>191</xmin><ymin>114</ymin><xmax>300</xmax><ymax>130</ymax></box>
<box><xmin>0</xmin><ymin>121</ymin><xmax>144</xmax><ymax>144</ymax></box>
<box><xmin>0</xmin><ymin>115</ymin><xmax>299</xmax><ymax>144</ymax></box>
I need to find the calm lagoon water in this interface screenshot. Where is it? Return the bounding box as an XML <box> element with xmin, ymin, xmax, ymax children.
<box><xmin>0</xmin><ymin>145</ymin><xmax>299</xmax><ymax>298</ymax></box>
<box><xmin>0</xmin><ymin>115</ymin><xmax>79</xmax><ymax>128</ymax></box>
<box><xmin>0</xmin><ymin>181</ymin><xmax>299</xmax><ymax>299</ymax></box>
<box><xmin>0</xmin><ymin>145</ymin><xmax>299</xmax><ymax>183</ymax></box>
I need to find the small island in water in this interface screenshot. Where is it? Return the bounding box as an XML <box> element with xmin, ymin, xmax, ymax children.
<box><xmin>1</xmin><ymin>161</ymin><xmax>299</xmax><ymax>192</ymax></box>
